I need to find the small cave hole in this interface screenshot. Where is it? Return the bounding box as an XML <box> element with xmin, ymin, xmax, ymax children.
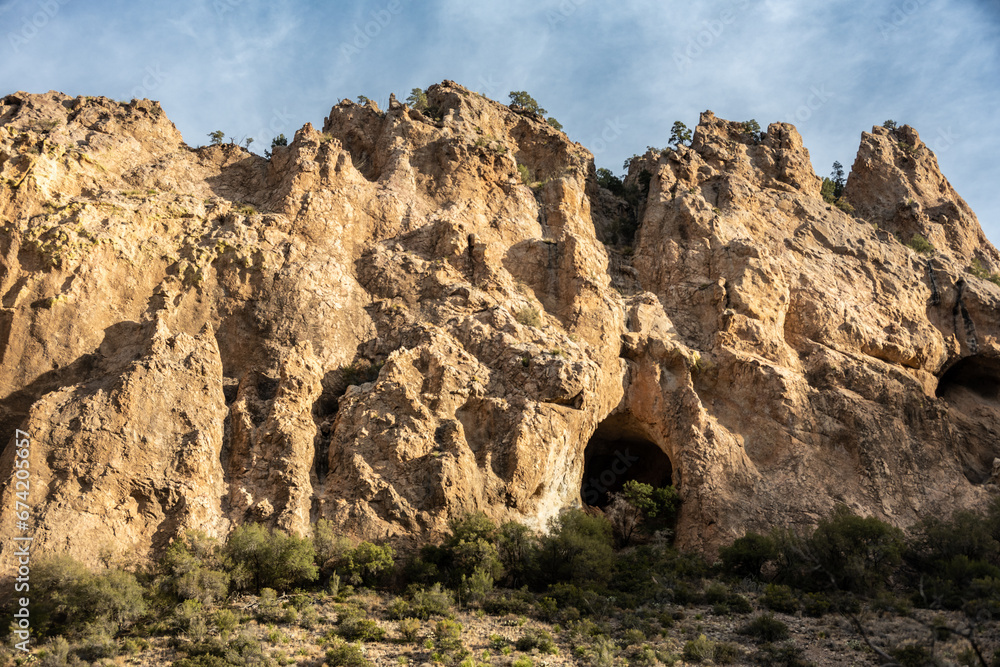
<box><xmin>581</xmin><ymin>417</ymin><xmax>673</xmax><ymax>508</ymax></box>
<box><xmin>937</xmin><ymin>356</ymin><xmax>1000</xmax><ymax>401</ymax></box>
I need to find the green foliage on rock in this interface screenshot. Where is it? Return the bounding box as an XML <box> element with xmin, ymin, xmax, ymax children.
<box><xmin>669</xmin><ymin>120</ymin><xmax>692</xmax><ymax>148</ymax></box>
<box><xmin>907</xmin><ymin>233</ymin><xmax>934</xmax><ymax>254</ymax></box>
<box><xmin>595</xmin><ymin>167</ymin><xmax>625</xmax><ymax>197</ymax></box>
<box><xmin>508</xmin><ymin>91</ymin><xmax>546</xmax><ymax>115</ymax></box>
<box><xmin>406</xmin><ymin>87</ymin><xmax>428</xmax><ymax>111</ymax></box>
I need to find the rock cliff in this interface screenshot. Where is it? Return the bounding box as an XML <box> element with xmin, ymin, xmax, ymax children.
<box><xmin>0</xmin><ymin>82</ymin><xmax>998</xmax><ymax>568</ymax></box>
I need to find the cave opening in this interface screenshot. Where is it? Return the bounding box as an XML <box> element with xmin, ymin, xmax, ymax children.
<box><xmin>581</xmin><ymin>415</ymin><xmax>673</xmax><ymax>508</ymax></box>
<box><xmin>936</xmin><ymin>356</ymin><xmax>1000</xmax><ymax>401</ymax></box>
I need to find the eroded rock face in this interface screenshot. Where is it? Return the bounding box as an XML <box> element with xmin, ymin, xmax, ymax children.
<box><xmin>0</xmin><ymin>85</ymin><xmax>998</xmax><ymax>569</ymax></box>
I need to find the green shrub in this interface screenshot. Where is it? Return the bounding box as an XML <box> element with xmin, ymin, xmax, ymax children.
<box><xmin>669</xmin><ymin>121</ymin><xmax>692</xmax><ymax>148</ymax></box>
<box><xmin>820</xmin><ymin>177</ymin><xmax>836</xmax><ymax>203</ymax></box>
<box><xmin>907</xmin><ymin>233</ymin><xmax>934</xmax><ymax>254</ymax></box>
<box><xmin>38</xmin><ymin>637</ymin><xmax>70</xmax><ymax>667</ymax></box>
<box><xmin>806</xmin><ymin>506</ymin><xmax>905</xmax><ymax>594</ymax></box>
<box><xmin>802</xmin><ymin>592</ymin><xmax>831</xmax><ymax>617</ymax></box>
<box><xmin>432</xmin><ymin>512</ymin><xmax>505</xmax><ymax>592</ymax></box>
<box><xmin>752</xmin><ymin>642</ymin><xmax>811</xmax><ymax>666</ymax></box>
<box><xmin>704</xmin><ymin>582</ymin><xmax>730</xmax><ymax>604</ymax></box>
<box><xmin>32</xmin><ymin>555</ymin><xmax>148</xmax><ymax>638</ymax></box>
<box><xmin>621</xmin><ymin>627</ymin><xmax>646</xmax><ymax>646</ymax></box>
<box><xmin>535</xmin><ymin>509</ymin><xmax>615</xmax><ymax>587</ymax></box>
<box><xmin>174</xmin><ymin>598</ymin><xmax>207</xmax><ymax>633</ymax></box>
<box><xmin>406</xmin><ymin>88</ymin><xmax>428</xmax><ymax>111</ymax></box>
<box><xmin>174</xmin><ymin>655</ymin><xmax>231</xmax><ymax>667</ymax></box>
<box><xmin>719</xmin><ymin>531</ymin><xmax>778</xmax><ymax>579</ymax></box>
<box><xmin>912</xmin><ymin>508</ymin><xmax>1000</xmax><ymax>566</ymax></box>
<box><xmin>547</xmin><ymin>117</ymin><xmax>563</xmax><ymax>131</ymax></box>
<box><xmin>336</xmin><ymin>607</ymin><xmax>387</xmax><ymax>642</ymax></box>
<box><xmin>714</xmin><ymin>641</ymin><xmax>742</xmax><ymax>665</ymax></box>
<box><xmin>433</xmin><ymin>618</ymin><xmax>466</xmax><ymax>657</ymax></box>
<box><xmin>516</xmin><ymin>628</ymin><xmax>558</xmax><ymax>654</ymax></box>
<box><xmin>834</xmin><ymin>199</ymin><xmax>855</xmax><ymax>214</ymax></box>
<box><xmin>741</xmin><ymin>119</ymin><xmax>764</xmax><ymax>144</ymax></box>
<box><xmin>398</xmin><ymin>617</ymin><xmax>422</xmax><ymax>642</ymax></box>
<box><xmin>312</xmin><ymin>518</ymin><xmax>352</xmax><ymax>567</ymax></box>
<box><xmin>496</xmin><ymin>521</ymin><xmax>537</xmax><ymax>588</ymax></box>
<box><xmin>75</xmin><ymin>625</ymin><xmax>119</xmax><ymax>661</ymax></box>
<box><xmin>518</xmin><ymin>163</ymin><xmax>531</xmax><ymax>185</ymax></box>
<box><xmin>740</xmin><ymin>613</ymin><xmax>790</xmax><ymax>643</ymax></box>
<box><xmin>514</xmin><ymin>306</ymin><xmax>541</xmax><ymax>328</ymax></box>
<box><xmin>728</xmin><ymin>594</ymin><xmax>754</xmax><ymax>614</ymax></box>
<box><xmin>890</xmin><ymin>645</ymin><xmax>935</xmax><ymax>667</ymax></box>
<box><xmin>325</xmin><ymin>638</ymin><xmax>373</xmax><ymax>667</ymax></box>
<box><xmin>762</xmin><ymin>583</ymin><xmax>799</xmax><ymax>613</ymax></box>
<box><xmin>225</xmin><ymin>523</ymin><xmax>318</xmax><ymax>593</ymax></box>
<box><xmin>967</xmin><ymin>259</ymin><xmax>1000</xmax><ymax>286</ymax></box>
<box><xmin>460</xmin><ymin>566</ymin><xmax>495</xmax><ymax>606</ymax></box>
<box><xmin>596</xmin><ymin>168</ymin><xmax>625</xmax><ymax>197</ymax></box>
<box><xmin>622</xmin><ymin>480</ymin><xmax>679</xmax><ymax>526</ymax></box>
<box><xmin>161</xmin><ymin>531</ymin><xmax>230</xmax><ymax>604</ymax></box>
<box><xmin>214</xmin><ymin>608</ymin><xmax>239</xmax><ymax>640</ymax></box>
<box><xmin>508</xmin><ymin>91</ymin><xmax>546</xmax><ymax>115</ymax></box>
<box><xmin>333</xmin><ymin>541</ymin><xmax>395</xmax><ymax>587</ymax></box>
<box><xmin>483</xmin><ymin>588</ymin><xmax>535</xmax><ymax>616</ymax></box>
<box><xmin>404</xmin><ymin>583</ymin><xmax>454</xmax><ymax>619</ymax></box>
<box><xmin>255</xmin><ymin>588</ymin><xmax>292</xmax><ymax>624</ymax></box>
<box><xmin>683</xmin><ymin>634</ymin><xmax>715</xmax><ymax>663</ymax></box>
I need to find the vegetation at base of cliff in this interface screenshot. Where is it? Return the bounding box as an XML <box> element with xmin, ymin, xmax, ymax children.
<box><xmin>6</xmin><ymin>498</ymin><xmax>1000</xmax><ymax>666</ymax></box>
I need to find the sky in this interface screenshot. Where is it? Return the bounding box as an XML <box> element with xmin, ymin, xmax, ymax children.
<box><xmin>2</xmin><ymin>0</ymin><xmax>999</xmax><ymax>243</ymax></box>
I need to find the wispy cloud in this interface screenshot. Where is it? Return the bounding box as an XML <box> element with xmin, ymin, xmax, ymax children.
<box><xmin>1</xmin><ymin>0</ymin><xmax>997</xmax><ymax>241</ymax></box>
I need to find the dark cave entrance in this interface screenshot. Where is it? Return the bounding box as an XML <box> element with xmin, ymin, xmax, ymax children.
<box><xmin>581</xmin><ymin>416</ymin><xmax>673</xmax><ymax>508</ymax></box>
<box><xmin>936</xmin><ymin>356</ymin><xmax>1000</xmax><ymax>401</ymax></box>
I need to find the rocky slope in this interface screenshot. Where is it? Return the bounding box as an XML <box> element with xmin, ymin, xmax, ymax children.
<box><xmin>0</xmin><ymin>82</ymin><xmax>998</xmax><ymax>568</ymax></box>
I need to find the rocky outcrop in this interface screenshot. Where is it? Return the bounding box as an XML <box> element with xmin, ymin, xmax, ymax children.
<box><xmin>845</xmin><ymin>124</ymin><xmax>1000</xmax><ymax>269</ymax></box>
<box><xmin>0</xmin><ymin>84</ymin><xmax>998</xmax><ymax>570</ymax></box>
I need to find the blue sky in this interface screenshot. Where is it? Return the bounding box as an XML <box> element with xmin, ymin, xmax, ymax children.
<box><xmin>2</xmin><ymin>0</ymin><xmax>999</xmax><ymax>243</ymax></box>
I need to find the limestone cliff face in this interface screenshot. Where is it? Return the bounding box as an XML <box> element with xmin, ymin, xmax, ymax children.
<box><xmin>0</xmin><ymin>84</ymin><xmax>997</xmax><ymax>568</ymax></box>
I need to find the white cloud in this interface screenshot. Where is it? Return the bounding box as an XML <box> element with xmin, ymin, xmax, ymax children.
<box><xmin>1</xmin><ymin>0</ymin><xmax>998</xmax><ymax>241</ymax></box>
